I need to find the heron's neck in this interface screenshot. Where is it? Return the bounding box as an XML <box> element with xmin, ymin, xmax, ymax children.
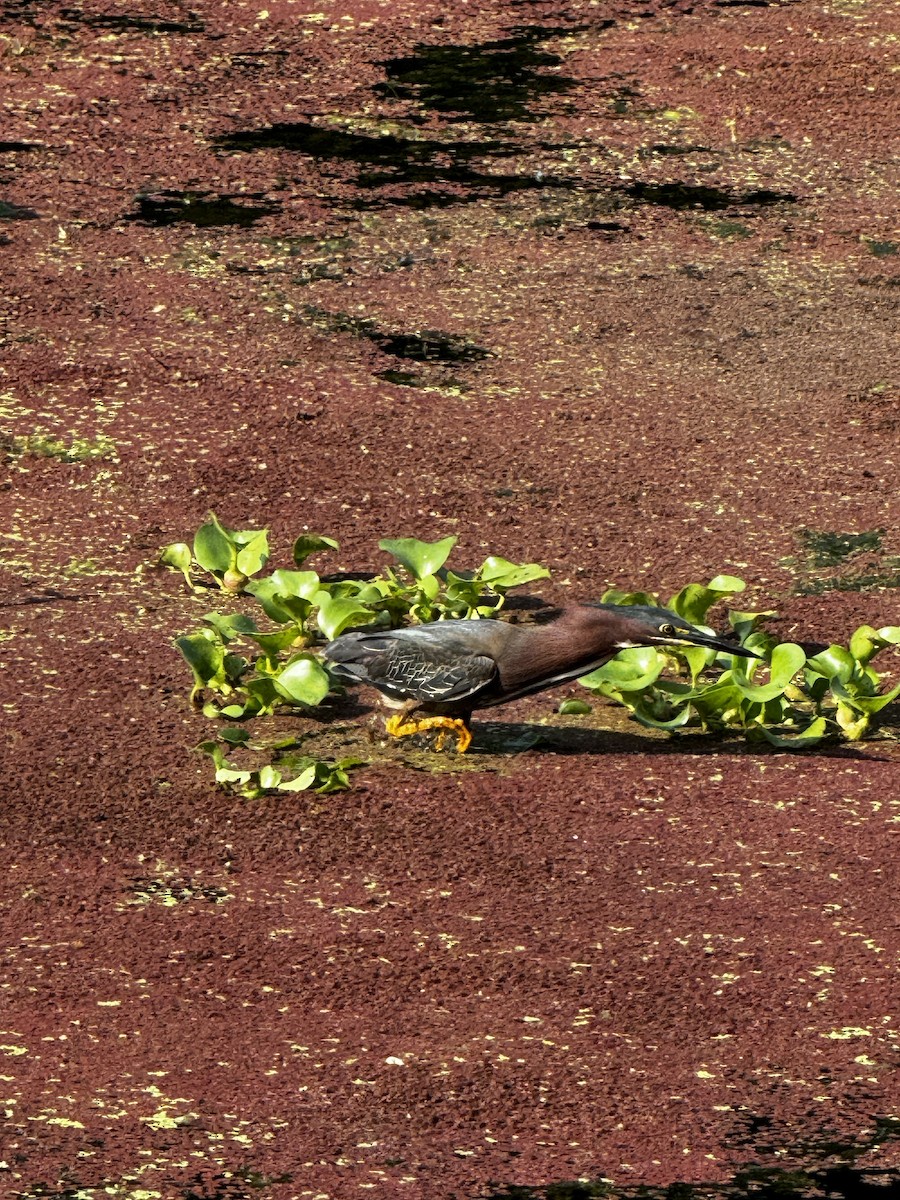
<box><xmin>499</xmin><ymin>608</ymin><xmax>613</xmax><ymax>695</ymax></box>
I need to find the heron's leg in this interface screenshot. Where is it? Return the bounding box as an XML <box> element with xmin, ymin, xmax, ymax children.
<box><xmin>384</xmin><ymin>713</ymin><xmax>473</xmax><ymax>753</ymax></box>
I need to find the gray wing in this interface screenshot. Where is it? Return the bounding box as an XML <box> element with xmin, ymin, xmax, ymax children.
<box><xmin>323</xmin><ymin>627</ymin><xmax>500</xmax><ymax>704</ymax></box>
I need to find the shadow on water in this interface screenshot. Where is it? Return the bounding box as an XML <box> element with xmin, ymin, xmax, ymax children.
<box><xmin>477</xmin><ymin>1116</ymin><xmax>900</xmax><ymax>1199</ymax></box>
<box><xmin>478</xmin><ymin>1167</ymin><xmax>900</xmax><ymax>1199</ymax></box>
<box><xmin>126</xmin><ymin>190</ymin><xmax>280</xmax><ymax>227</ymax></box>
<box><xmin>213</xmin><ymin>119</ymin><xmax>576</xmax><ymax>206</ymax></box>
<box><xmin>374</xmin><ymin>27</ymin><xmax>588</xmax><ymax>123</ymax></box>
<box><xmin>302</xmin><ymin>303</ymin><xmax>492</xmax><ymax>365</ymax></box>
<box><xmin>57</xmin><ymin>8</ymin><xmax>205</xmax><ymax>33</ymax></box>
<box><xmin>621</xmin><ymin>181</ymin><xmax>797</xmax><ymax>211</ymax></box>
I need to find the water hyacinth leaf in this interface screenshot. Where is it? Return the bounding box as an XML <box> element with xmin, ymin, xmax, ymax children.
<box><xmin>223</xmin><ymin>654</ymin><xmax>250</xmax><ymax>685</ymax></box>
<box><xmin>219</xmin><ymin>704</ymin><xmax>246</xmax><ymax>719</ymax></box>
<box><xmin>175</xmin><ymin>633</ymin><xmax>228</xmax><ymax>699</ymax></box>
<box><xmin>630</xmin><ymin>696</ymin><xmax>695</xmax><ymax>731</ymax></box>
<box><xmin>680</xmin><ymin>644</ymin><xmax>718</xmax><ymax>683</ymax></box>
<box><xmin>728</xmin><ymin>608</ymin><xmax>777</xmax><ymax>643</ymax></box>
<box><xmin>806</xmin><ymin>645</ymin><xmax>856</xmax><ymax>683</ymax></box>
<box><xmin>232</xmin><ymin>526</ymin><xmax>267</xmax><ymax>546</ymax></box>
<box><xmin>731</xmin><ymin>642</ymin><xmax>806</xmax><ymax>702</ymax></box>
<box><xmin>248</xmin><ymin>626</ymin><xmax>304</xmax><ymax>659</ymax></box>
<box><xmin>669</xmin><ymin>576</ymin><xmax>745</xmax><ymax>625</ymax></box>
<box><xmin>849</xmin><ymin>624</ymin><xmax>900</xmax><ymax>667</ymax></box>
<box><xmin>159</xmin><ymin>541</ymin><xmax>194</xmax><ymax>587</ymax></box>
<box><xmin>478</xmin><ymin>556</ymin><xmax>551</xmax><ymax>590</ymax></box>
<box><xmin>600</xmin><ymin>587</ymin><xmax>659</xmax><ymax>607</ymax></box>
<box><xmin>235</xmin><ymin>529</ymin><xmax>270</xmax><ymax>577</ymax></box>
<box><xmin>246</xmin><ymin>572</ymin><xmax>320</xmax><ymax>624</ymax></box>
<box><xmin>269</xmin><ymin>569</ymin><xmax>323</xmax><ymax>600</ymax></box>
<box><xmin>831</xmin><ymin>676</ymin><xmax>900</xmax><ymax>716</ymax></box>
<box><xmin>278</xmin><ymin>764</ymin><xmax>318</xmax><ymax>791</ymax></box>
<box><xmin>197</xmin><ymin>740</ymin><xmax>225</xmax><ymax>767</ymax></box>
<box><xmin>580</xmin><ymin>646</ymin><xmax>663</xmax><ymax>692</ymax></box>
<box><xmin>293</xmin><ymin>534</ymin><xmax>339</xmax><ymax>567</ymax></box>
<box><xmin>559</xmin><ymin>698</ymin><xmax>592</xmax><ymax>715</ymax></box>
<box><xmin>274</xmin><ymin>655</ymin><xmax>331</xmax><ymax>707</ymax></box>
<box><xmin>753</xmin><ymin>717</ymin><xmax>830</xmax><ymax>749</ymax></box>
<box><xmin>835</xmin><ymin>704</ymin><xmax>869</xmax><ymax>740</ymax></box>
<box><xmin>379</xmin><ymin>535</ymin><xmax>457</xmax><ymax>579</ymax></box>
<box><xmin>203</xmin><ymin>611</ymin><xmax>259</xmax><ymax>642</ymax></box>
<box><xmin>220</xmin><ymin>726</ymin><xmax>251</xmax><ymax>745</ymax></box>
<box><xmin>258</xmin><ymin>765</ymin><xmax>282</xmax><ymax>790</ymax></box>
<box><xmin>193</xmin><ymin>514</ymin><xmax>236</xmax><ymax>574</ymax></box>
<box><xmin>244</xmin><ymin>579</ymin><xmax>298</xmax><ymax>624</ymax></box>
<box><xmin>245</xmin><ymin>676</ymin><xmax>280</xmax><ymax>714</ymax></box>
<box><xmin>418</xmin><ymin>573</ymin><xmax>441</xmax><ymax>602</ymax></box>
<box><xmin>314</xmin><ymin>592</ymin><xmax>375</xmax><ymax>640</ymax></box>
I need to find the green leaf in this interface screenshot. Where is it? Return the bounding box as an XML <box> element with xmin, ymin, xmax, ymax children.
<box><xmin>175</xmin><ymin>633</ymin><xmax>227</xmax><ymax>699</ymax></box>
<box><xmin>231</xmin><ymin>525</ymin><xmax>266</xmax><ymax>546</ymax></box>
<box><xmin>477</xmin><ymin>557</ymin><xmax>551</xmax><ymax>590</ymax></box>
<box><xmin>314</xmin><ymin>592</ymin><xmax>375</xmax><ymax>640</ymax></box>
<box><xmin>220</xmin><ymin>726</ymin><xmax>250</xmax><ymax>745</ymax></box>
<box><xmin>159</xmin><ymin>542</ymin><xmax>194</xmax><ymax>588</ymax></box>
<box><xmin>248</xmin><ymin>626</ymin><xmax>305</xmax><ymax>659</ymax></box>
<box><xmin>830</xmin><ymin>676</ymin><xmax>900</xmax><ymax>716</ymax></box>
<box><xmin>669</xmin><ymin>576</ymin><xmax>745</xmax><ymax>625</ymax></box>
<box><xmin>220</xmin><ymin>704</ymin><xmax>246</xmax><ymax>719</ymax></box>
<box><xmin>193</xmin><ymin>514</ymin><xmax>236</xmax><ymax>575</ymax></box>
<box><xmin>630</xmin><ymin>695</ymin><xmax>696</xmax><ymax>731</ymax></box>
<box><xmin>278</xmin><ymin>764</ymin><xmax>318</xmax><ymax>792</ymax></box>
<box><xmin>730</xmin><ymin>642</ymin><xmax>806</xmax><ymax>702</ymax></box>
<box><xmin>246</xmin><ymin>572</ymin><xmax>320</xmax><ymax>624</ymax></box>
<box><xmin>728</xmin><ymin>608</ymin><xmax>776</xmax><ymax>643</ymax></box>
<box><xmin>752</xmin><ymin>717</ymin><xmax>830</xmax><ymax>749</ymax></box>
<box><xmin>600</xmin><ymin>587</ymin><xmax>659</xmax><ymax>607</ymax></box>
<box><xmin>203</xmin><ymin>612</ymin><xmax>259</xmax><ymax>642</ymax></box>
<box><xmin>273</xmin><ymin>655</ymin><xmax>332</xmax><ymax>707</ymax></box>
<box><xmin>235</xmin><ymin>529</ymin><xmax>270</xmax><ymax>577</ymax></box>
<box><xmin>806</xmin><ymin>645</ymin><xmax>856</xmax><ymax>684</ymax></box>
<box><xmin>244</xmin><ymin>676</ymin><xmax>280</xmax><ymax>714</ymax></box>
<box><xmin>580</xmin><ymin>647</ymin><xmax>663</xmax><ymax>692</ymax></box>
<box><xmin>258</xmin><ymin>765</ymin><xmax>282</xmax><ymax>790</ymax></box>
<box><xmin>293</xmin><ymin>534</ymin><xmax>339</xmax><ymax>567</ymax></box>
<box><xmin>849</xmin><ymin>624</ymin><xmax>900</xmax><ymax>667</ymax></box>
<box><xmin>559</xmin><ymin>698</ymin><xmax>592</xmax><ymax>715</ymax></box>
<box><xmin>379</xmin><ymin>535</ymin><xmax>457</xmax><ymax>580</ymax></box>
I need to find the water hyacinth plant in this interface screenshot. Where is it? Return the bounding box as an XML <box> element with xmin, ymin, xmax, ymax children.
<box><xmin>161</xmin><ymin>522</ymin><xmax>900</xmax><ymax>794</ymax></box>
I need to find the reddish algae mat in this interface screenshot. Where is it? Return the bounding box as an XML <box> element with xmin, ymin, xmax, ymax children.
<box><xmin>1</xmin><ymin>0</ymin><xmax>899</xmax><ymax>1196</ymax></box>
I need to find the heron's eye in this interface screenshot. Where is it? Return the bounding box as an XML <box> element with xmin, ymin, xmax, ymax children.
<box><xmin>659</xmin><ymin>623</ymin><xmax>676</xmax><ymax>636</ymax></box>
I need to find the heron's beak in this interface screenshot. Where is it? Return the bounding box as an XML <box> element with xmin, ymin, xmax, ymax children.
<box><xmin>673</xmin><ymin>630</ymin><xmax>761</xmax><ymax>659</ymax></box>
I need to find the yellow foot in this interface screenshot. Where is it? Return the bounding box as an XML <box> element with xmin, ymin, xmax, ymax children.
<box><xmin>384</xmin><ymin>714</ymin><xmax>473</xmax><ymax>753</ymax></box>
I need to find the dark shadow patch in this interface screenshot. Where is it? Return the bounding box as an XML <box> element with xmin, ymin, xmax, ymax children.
<box><xmin>622</xmin><ymin>181</ymin><xmax>797</xmax><ymax>211</ymax></box>
<box><xmin>480</xmin><ymin>1161</ymin><xmax>900</xmax><ymax>1199</ymax></box>
<box><xmin>0</xmin><ymin>141</ymin><xmax>40</xmax><ymax>153</ymax></box>
<box><xmin>637</xmin><ymin>143</ymin><xmax>716</xmax><ymax>158</ymax></box>
<box><xmin>782</xmin><ymin>527</ymin><xmax>900</xmax><ymax>595</ymax></box>
<box><xmin>799</xmin><ymin>528</ymin><xmax>884</xmax><ymax>568</ymax></box>
<box><xmin>58</xmin><ymin>8</ymin><xmax>205</xmax><ymax>32</ymax></box>
<box><xmin>375</xmin><ymin>369</ymin><xmax>424</xmax><ymax>387</ymax></box>
<box><xmin>374</xmin><ymin>26</ymin><xmax>588</xmax><ymax>124</ymax></box>
<box><xmin>303</xmin><ymin>304</ymin><xmax>492</xmax><ymax>364</ymax></box>
<box><xmin>126</xmin><ymin>190</ymin><xmax>279</xmax><ymax>227</ymax></box>
<box><xmin>212</xmin><ymin>119</ymin><xmax>577</xmax><ymax>208</ymax></box>
<box><xmin>0</xmin><ymin>198</ymin><xmax>40</xmax><ymax>220</ymax></box>
<box><xmin>866</xmin><ymin>239</ymin><xmax>898</xmax><ymax>258</ymax></box>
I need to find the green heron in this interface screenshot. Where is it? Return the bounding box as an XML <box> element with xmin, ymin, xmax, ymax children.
<box><xmin>323</xmin><ymin>603</ymin><xmax>758</xmax><ymax>752</ymax></box>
